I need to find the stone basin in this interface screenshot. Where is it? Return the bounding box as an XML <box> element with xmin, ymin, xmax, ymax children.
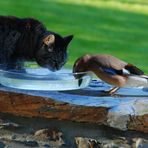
<box><xmin>0</xmin><ymin>68</ymin><xmax>92</xmax><ymax>91</ymax></box>
<box><xmin>0</xmin><ymin>68</ymin><xmax>147</xmax><ymax>133</ymax></box>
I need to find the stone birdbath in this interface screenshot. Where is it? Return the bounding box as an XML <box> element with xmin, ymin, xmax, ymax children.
<box><xmin>0</xmin><ymin>68</ymin><xmax>147</xmax><ymax>147</ymax></box>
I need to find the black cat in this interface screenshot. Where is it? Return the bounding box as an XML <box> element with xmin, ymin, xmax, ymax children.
<box><xmin>0</xmin><ymin>16</ymin><xmax>73</xmax><ymax>71</ymax></box>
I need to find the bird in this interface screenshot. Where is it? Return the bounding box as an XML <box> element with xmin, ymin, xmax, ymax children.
<box><xmin>73</xmin><ymin>54</ymin><xmax>148</xmax><ymax>95</ymax></box>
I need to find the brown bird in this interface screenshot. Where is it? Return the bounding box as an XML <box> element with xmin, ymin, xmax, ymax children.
<box><xmin>73</xmin><ymin>54</ymin><xmax>148</xmax><ymax>95</ymax></box>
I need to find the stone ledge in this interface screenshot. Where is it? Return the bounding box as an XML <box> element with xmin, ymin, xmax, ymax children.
<box><xmin>0</xmin><ymin>91</ymin><xmax>108</xmax><ymax>124</ymax></box>
<box><xmin>0</xmin><ymin>84</ymin><xmax>147</xmax><ymax>133</ymax></box>
<box><xmin>0</xmin><ymin>78</ymin><xmax>148</xmax><ymax>133</ymax></box>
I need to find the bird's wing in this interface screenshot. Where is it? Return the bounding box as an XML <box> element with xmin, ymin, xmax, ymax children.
<box><xmin>93</xmin><ymin>55</ymin><xmax>127</xmax><ymax>70</ymax></box>
<box><xmin>92</xmin><ymin>55</ymin><xmax>144</xmax><ymax>75</ymax></box>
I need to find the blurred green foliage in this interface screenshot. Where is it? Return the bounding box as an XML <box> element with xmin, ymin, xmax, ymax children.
<box><xmin>0</xmin><ymin>0</ymin><xmax>148</xmax><ymax>73</ymax></box>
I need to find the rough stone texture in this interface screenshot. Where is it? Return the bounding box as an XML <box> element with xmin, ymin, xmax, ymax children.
<box><xmin>0</xmin><ymin>113</ymin><xmax>147</xmax><ymax>148</ymax></box>
<box><xmin>107</xmin><ymin>99</ymin><xmax>148</xmax><ymax>132</ymax></box>
<box><xmin>0</xmin><ymin>91</ymin><xmax>108</xmax><ymax>124</ymax></box>
<box><xmin>34</xmin><ymin>128</ymin><xmax>64</xmax><ymax>143</ymax></box>
<box><xmin>0</xmin><ymin>79</ymin><xmax>147</xmax><ymax>134</ymax></box>
<box><xmin>75</xmin><ymin>137</ymin><xmax>133</xmax><ymax>148</ymax></box>
<box><xmin>128</xmin><ymin>114</ymin><xmax>148</xmax><ymax>133</ymax></box>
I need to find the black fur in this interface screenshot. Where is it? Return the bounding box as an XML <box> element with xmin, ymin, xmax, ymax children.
<box><xmin>0</xmin><ymin>16</ymin><xmax>73</xmax><ymax>71</ymax></box>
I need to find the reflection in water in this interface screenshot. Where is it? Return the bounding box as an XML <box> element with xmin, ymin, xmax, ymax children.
<box><xmin>0</xmin><ymin>69</ymin><xmax>147</xmax><ymax>116</ymax></box>
<box><xmin>143</xmin><ymin>87</ymin><xmax>148</xmax><ymax>92</ymax></box>
<box><xmin>0</xmin><ymin>68</ymin><xmax>92</xmax><ymax>91</ymax></box>
<box><xmin>62</xmin><ymin>79</ymin><xmax>148</xmax><ymax>97</ymax></box>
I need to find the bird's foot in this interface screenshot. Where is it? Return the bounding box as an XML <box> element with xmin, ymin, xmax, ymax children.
<box><xmin>100</xmin><ymin>87</ymin><xmax>120</xmax><ymax>97</ymax></box>
<box><xmin>100</xmin><ymin>90</ymin><xmax>116</xmax><ymax>96</ymax></box>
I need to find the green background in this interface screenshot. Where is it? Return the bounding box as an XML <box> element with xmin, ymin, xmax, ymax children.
<box><xmin>0</xmin><ymin>0</ymin><xmax>148</xmax><ymax>73</ymax></box>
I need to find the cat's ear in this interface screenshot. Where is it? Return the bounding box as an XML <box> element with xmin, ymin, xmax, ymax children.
<box><xmin>64</xmin><ymin>35</ymin><xmax>73</xmax><ymax>47</ymax></box>
<box><xmin>43</xmin><ymin>34</ymin><xmax>55</xmax><ymax>45</ymax></box>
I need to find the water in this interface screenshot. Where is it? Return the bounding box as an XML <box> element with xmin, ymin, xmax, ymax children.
<box><xmin>0</xmin><ymin>68</ymin><xmax>92</xmax><ymax>91</ymax></box>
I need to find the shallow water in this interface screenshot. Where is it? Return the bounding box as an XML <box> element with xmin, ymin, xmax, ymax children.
<box><xmin>0</xmin><ymin>68</ymin><xmax>147</xmax><ymax>111</ymax></box>
<box><xmin>0</xmin><ymin>68</ymin><xmax>92</xmax><ymax>91</ymax></box>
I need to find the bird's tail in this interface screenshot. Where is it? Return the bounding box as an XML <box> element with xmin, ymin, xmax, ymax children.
<box><xmin>140</xmin><ymin>75</ymin><xmax>148</xmax><ymax>79</ymax></box>
<box><xmin>124</xmin><ymin>75</ymin><xmax>148</xmax><ymax>88</ymax></box>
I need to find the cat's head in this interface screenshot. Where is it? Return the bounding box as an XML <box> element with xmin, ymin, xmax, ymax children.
<box><xmin>35</xmin><ymin>33</ymin><xmax>73</xmax><ymax>71</ymax></box>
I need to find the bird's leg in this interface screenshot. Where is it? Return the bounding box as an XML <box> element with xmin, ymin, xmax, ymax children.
<box><xmin>107</xmin><ymin>87</ymin><xmax>120</xmax><ymax>94</ymax></box>
<box><xmin>100</xmin><ymin>87</ymin><xmax>120</xmax><ymax>96</ymax></box>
